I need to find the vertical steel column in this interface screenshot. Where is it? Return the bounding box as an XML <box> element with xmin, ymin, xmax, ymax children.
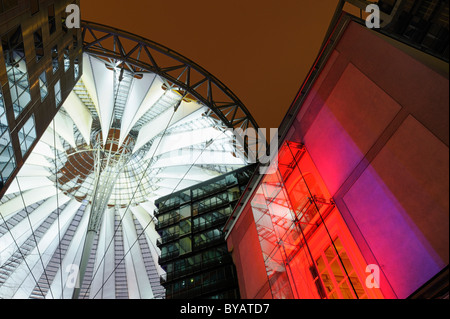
<box><xmin>72</xmin><ymin>134</ymin><xmax>132</xmax><ymax>299</ymax></box>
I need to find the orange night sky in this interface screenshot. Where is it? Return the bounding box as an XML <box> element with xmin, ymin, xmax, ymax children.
<box><xmin>80</xmin><ymin>0</ymin><xmax>340</xmax><ymax>130</ymax></box>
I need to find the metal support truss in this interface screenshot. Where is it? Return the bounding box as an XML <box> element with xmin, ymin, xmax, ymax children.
<box><xmin>80</xmin><ymin>21</ymin><xmax>261</xmax><ymax>161</ymax></box>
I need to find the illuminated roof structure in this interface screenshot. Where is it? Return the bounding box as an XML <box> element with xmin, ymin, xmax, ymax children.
<box><xmin>0</xmin><ymin>22</ymin><xmax>258</xmax><ymax>299</ymax></box>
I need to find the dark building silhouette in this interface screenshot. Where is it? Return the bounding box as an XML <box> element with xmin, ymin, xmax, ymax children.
<box><xmin>155</xmin><ymin>164</ymin><xmax>256</xmax><ymax>299</ymax></box>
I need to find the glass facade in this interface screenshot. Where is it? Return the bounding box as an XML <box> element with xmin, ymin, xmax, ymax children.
<box><xmin>52</xmin><ymin>45</ymin><xmax>59</xmax><ymax>73</ymax></box>
<box><xmin>0</xmin><ymin>87</ymin><xmax>15</xmax><ymax>185</ymax></box>
<box><xmin>74</xmin><ymin>57</ymin><xmax>80</xmax><ymax>80</ymax></box>
<box><xmin>155</xmin><ymin>164</ymin><xmax>256</xmax><ymax>299</ymax></box>
<box><xmin>2</xmin><ymin>25</ymin><xmax>31</xmax><ymax>119</ymax></box>
<box><xmin>39</xmin><ymin>71</ymin><xmax>48</xmax><ymax>101</ymax></box>
<box><xmin>249</xmin><ymin>141</ymin><xmax>384</xmax><ymax>299</ymax></box>
<box><xmin>34</xmin><ymin>28</ymin><xmax>44</xmax><ymax>62</ymax></box>
<box><xmin>0</xmin><ymin>0</ymin><xmax>83</xmax><ymax>197</ymax></box>
<box><xmin>18</xmin><ymin>114</ymin><xmax>36</xmax><ymax>157</ymax></box>
<box><xmin>48</xmin><ymin>4</ymin><xmax>56</xmax><ymax>35</ymax></box>
<box><xmin>64</xmin><ymin>46</ymin><xmax>70</xmax><ymax>72</ymax></box>
<box><xmin>54</xmin><ymin>80</ymin><xmax>61</xmax><ymax>107</ymax></box>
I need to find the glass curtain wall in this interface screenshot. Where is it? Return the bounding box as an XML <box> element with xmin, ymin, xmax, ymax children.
<box><xmin>250</xmin><ymin>141</ymin><xmax>384</xmax><ymax>299</ymax></box>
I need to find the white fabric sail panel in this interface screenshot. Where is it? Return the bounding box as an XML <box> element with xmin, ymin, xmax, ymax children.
<box><xmin>54</xmin><ymin>114</ymin><xmax>76</xmax><ymax>149</ymax></box>
<box><xmin>144</xmin><ymin>126</ymin><xmax>220</xmax><ymax>160</ymax></box>
<box><xmin>118</xmin><ymin>73</ymin><xmax>157</xmax><ymax>147</ymax></box>
<box><xmin>4</xmin><ymin>176</ymin><xmax>54</xmax><ymax>195</ymax></box>
<box><xmin>123</xmin><ymin>75</ymin><xmax>166</xmax><ymax>138</ymax></box>
<box><xmin>118</xmin><ymin>207</ymin><xmax>139</xmax><ymax>299</ymax></box>
<box><xmin>81</xmin><ymin>54</ymin><xmax>101</xmax><ymax>119</ymax></box>
<box><xmin>63</xmin><ymin>92</ymin><xmax>93</xmax><ymax>146</ymax></box>
<box><xmin>72</xmin><ymin>174</ymin><xmax>95</xmax><ymax>198</ymax></box>
<box><xmin>101</xmin><ymin>207</ymin><xmax>116</xmax><ymax>299</ymax></box>
<box><xmin>10</xmin><ymin>199</ymin><xmax>82</xmax><ymax>299</ymax></box>
<box><xmin>133</xmin><ymin>100</ymin><xmax>203</xmax><ymax>153</ymax></box>
<box><xmin>0</xmin><ymin>185</ymin><xmax>62</xmax><ymax>219</ymax></box>
<box><xmin>40</xmin><ymin>127</ymin><xmax>65</xmax><ymax>152</ymax></box>
<box><xmin>32</xmin><ymin>141</ymin><xmax>55</xmax><ymax>159</ymax></box>
<box><xmin>46</xmin><ymin>204</ymin><xmax>91</xmax><ymax>299</ymax></box>
<box><xmin>89</xmin><ymin>57</ymin><xmax>115</xmax><ymax>145</ymax></box>
<box><xmin>165</xmin><ymin>106</ymin><xmax>208</xmax><ymax>129</ymax></box>
<box><xmin>139</xmin><ymin>201</ymin><xmax>157</xmax><ymax>214</ymax></box>
<box><xmin>130</xmin><ymin>205</ymin><xmax>165</xmax><ymax>278</ymax></box>
<box><xmin>89</xmin><ymin>207</ymin><xmax>116</xmax><ymax>299</ymax></box>
<box><xmin>16</xmin><ymin>164</ymin><xmax>52</xmax><ymax>177</ymax></box>
<box><xmin>0</xmin><ymin>194</ymin><xmax>70</xmax><ymax>269</ymax></box>
<box><xmin>149</xmin><ymin>186</ymin><xmax>178</xmax><ymax>199</ymax></box>
<box><xmin>58</xmin><ymin>175</ymin><xmax>81</xmax><ymax>193</ymax></box>
<box><xmin>119</xmin><ymin>208</ymin><xmax>154</xmax><ymax>299</ymax></box>
<box><xmin>25</xmin><ymin>153</ymin><xmax>53</xmax><ymax>168</ymax></box>
<box><xmin>151</xmin><ymin>149</ymin><xmax>244</xmax><ymax>168</ymax></box>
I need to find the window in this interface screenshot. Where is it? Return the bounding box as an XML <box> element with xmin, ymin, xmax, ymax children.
<box><xmin>18</xmin><ymin>115</ymin><xmax>37</xmax><ymax>157</ymax></box>
<box><xmin>227</xmin><ymin>186</ymin><xmax>240</xmax><ymax>201</ymax></box>
<box><xmin>193</xmin><ymin>206</ymin><xmax>231</xmax><ymax>232</ymax></box>
<box><xmin>157</xmin><ymin>211</ymin><xmax>179</xmax><ymax>228</ymax></box>
<box><xmin>74</xmin><ymin>57</ymin><xmax>80</xmax><ymax>80</ymax></box>
<box><xmin>48</xmin><ymin>4</ymin><xmax>56</xmax><ymax>34</ymax></box>
<box><xmin>225</xmin><ymin>173</ymin><xmax>238</xmax><ymax>186</ymax></box>
<box><xmin>0</xmin><ymin>88</ymin><xmax>15</xmax><ymax>184</ymax></box>
<box><xmin>179</xmin><ymin>219</ymin><xmax>191</xmax><ymax>236</ymax></box>
<box><xmin>64</xmin><ymin>46</ymin><xmax>70</xmax><ymax>72</ymax></box>
<box><xmin>193</xmin><ymin>229</ymin><xmax>222</xmax><ymax>248</ymax></box>
<box><xmin>72</xmin><ymin>32</ymin><xmax>78</xmax><ymax>49</ymax></box>
<box><xmin>179</xmin><ymin>237</ymin><xmax>191</xmax><ymax>255</ymax></box>
<box><xmin>160</xmin><ymin>242</ymin><xmax>179</xmax><ymax>260</ymax></box>
<box><xmin>39</xmin><ymin>71</ymin><xmax>48</xmax><ymax>101</ymax></box>
<box><xmin>249</xmin><ymin>141</ymin><xmax>384</xmax><ymax>299</ymax></box>
<box><xmin>52</xmin><ymin>45</ymin><xmax>58</xmax><ymax>73</ymax></box>
<box><xmin>54</xmin><ymin>80</ymin><xmax>62</xmax><ymax>107</ymax></box>
<box><xmin>30</xmin><ymin>0</ymin><xmax>39</xmax><ymax>15</ymax></box>
<box><xmin>314</xmin><ymin>237</ymin><xmax>367</xmax><ymax>299</ymax></box>
<box><xmin>0</xmin><ymin>130</ymin><xmax>16</xmax><ymax>184</ymax></box>
<box><xmin>33</xmin><ymin>28</ymin><xmax>44</xmax><ymax>62</ymax></box>
<box><xmin>0</xmin><ymin>87</ymin><xmax>8</xmax><ymax>136</ymax></box>
<box><xmin>61</xmin><ymin>4</ymin><xmax>68</xmax><ymax>34</ymax></box>
<box><xmin>2</xmin><ymin>25</ymin><xmax>31</xmax><ymax>119</ymax></box>
<box><xmin>179</xmin><ymin>205</ymin><xmax>190</xmax><ymax>219</ymax></box>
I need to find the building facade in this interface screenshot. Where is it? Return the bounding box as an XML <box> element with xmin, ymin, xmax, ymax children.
<box><xmin>155</xmin><ymin>164</ymin><xmax>256</xmax><ymax>299</ymax></box>
<box><xmin>225</xmin><ymin>9</ymin><xmax>449</xmax><ymax>299</ymax></box>
<box><xmin>0</xmin><ymin>0</ymin><xmax>82</xmax><ymax>196</ymax></box>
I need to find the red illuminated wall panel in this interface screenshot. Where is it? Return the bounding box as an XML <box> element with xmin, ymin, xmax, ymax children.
<box><xmin>248</xmin><ymin>141</ymin><xmax>384</xmax><ymax>299</ymax></box>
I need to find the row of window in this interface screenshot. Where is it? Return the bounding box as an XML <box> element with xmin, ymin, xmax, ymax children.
<box><xmin>2</xmin><ymin>25</ymin><xmax>31</xmax><ymax>119</ymax></box>
<box><xmin>0</xmin><ymin>18</ymin><xmax>81</xmax><ymax>185</ymax></box>
<box><xmin>0</xmin><ymin>88</ymin><xmax>16</xmax><ymax>183</ymax></box>
<box><xmin>156</xmin><ymin>187</ymin><xmax>240</xmax><ymax>230</ymax></box>
<box><xmin>164</xmin><ymin>265</ymin><xmax>237</xmax><ymax>299</ymax></box>
<box><xmin>160</xmin><ymin>227</ymin><xmax>224</xmax><ymax>259</ymax></box>
<box><xmin>156</xmin><ymin>167</ymin><xmax>254</xmax><ymax>213</ymax></box>
<box><xmin>158</xmin><ymin>205</ymin><xmax>232</xmax><ymax>242</ymax></box>
<box><xmin>164</xmin><ymin>245</ymin><xmax>229</xmax><ymax>277</ymax></box>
